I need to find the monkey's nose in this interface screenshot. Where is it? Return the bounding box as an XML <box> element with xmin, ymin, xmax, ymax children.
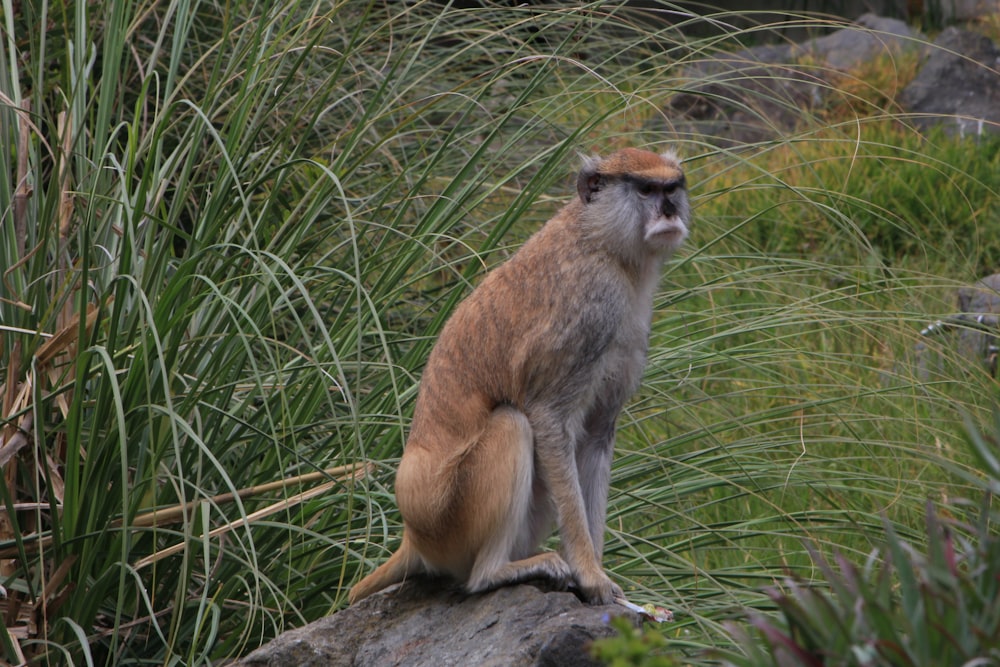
<box><xmin>661</xmin><ymin>199</ymin><xmax>676</xmax><ymax>217</ymax></box>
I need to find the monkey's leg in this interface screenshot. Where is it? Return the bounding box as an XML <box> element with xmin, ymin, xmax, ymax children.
<box><xmin>462</xmin><ymin>407</ymin><xmax>572</xmax><ymax>594</ymax></box>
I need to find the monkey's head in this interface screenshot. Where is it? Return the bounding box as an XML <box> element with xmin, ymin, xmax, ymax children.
<box><xmin>576</xmin><ymin>148</ymin><xmax>690</xmax><ymax>260</ymax></box>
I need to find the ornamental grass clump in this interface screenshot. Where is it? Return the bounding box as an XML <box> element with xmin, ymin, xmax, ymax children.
<box><xmin>717</xmin><ymin>413</ymin><xmax>1000</xmax><ymax>667</ymax></box>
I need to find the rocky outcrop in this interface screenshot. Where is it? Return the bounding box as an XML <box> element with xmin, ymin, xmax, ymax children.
<box><xmin>898</xmin><ymin>26</ymin><xmax>1000</xmax><ymax>138</ymax></box>
<box><xmin>798</xmin><ymin>13</ymin><xmax>923</xmax><ymax>71</ymax></box>
<box><xmin>234</xmin><ymin>579</ymin><xmax>638</xmax><ymax>667</ymax></box>
<box><xmin>917</xmin><ymin>274</ymin><xmax>1000</xmax><ymax>377</ymax></box>
<box><xmin>666</xmin><ymin>14</ymin><xmax>925</xmax><ymax>145</ymax></box>
<box><xmin>955</xmin><ymin>274</ymin><xmax>1000</xmax><ymax>369</ymax></box>
<box><xmin>667</xmin><ymin>13</ymin><xmax>1000</xmax><ymax>143</ymax></box>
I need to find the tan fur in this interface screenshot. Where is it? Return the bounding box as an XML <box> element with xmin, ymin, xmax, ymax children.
<box><xmin>349</xmin><ymin>148</ymin><xmax>690</xmax><ymax>606</ymax></box>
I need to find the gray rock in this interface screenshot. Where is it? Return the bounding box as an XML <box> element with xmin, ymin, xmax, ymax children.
<box><xmin>799</xmin><ymin>13</ymin><xmax>923</xmax><ymax>71</ymax></box>
<box><xmin>955</xmin><ymin>274</ymin><xmax>1000</xmax><ymax>367</ymax></box>
<box><xmin>234</xmin><ymin>579</ymin><xmax>637</xmax><ymax>667</ymax></box>
<box><xmin>666</xmin><ymin>14</ymin><xmax>924</xmax><ymax>144</ymax></box>
<box><xmin>917</xmin><ymin>274</ymin><xmax>1000</xmax><ymax>378</ymax></box>
<box><xmin>666</xmin><ymin>42</ymin><xmax>815</xmax><ymax>145</ymax></box>
<box><xmin>899</xmin><ymin>27</ymin><xmax>1000</xmax><ymax>137</ymax></box>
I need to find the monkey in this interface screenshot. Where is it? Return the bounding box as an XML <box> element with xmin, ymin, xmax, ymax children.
<box><xmin>349</xmin><ymin>147</ymin><xmax>690</xmax><ymax>606</ymax></box>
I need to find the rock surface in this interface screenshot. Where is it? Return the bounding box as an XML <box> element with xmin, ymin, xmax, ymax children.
<box><xmin>955</xmin><ymin>274</ymin><xmax>1000</xmax><ymax>370</ymax></box>
<box><xmin>798</xmin><ymin>13</ymin><xmax>924</xmax><ymax>71</ymax></box>
<box><xmin>898</xmin><ymin>26</ymin><xmax>1000</xmax><ymax>137</ymax></box>
<box><xmin>666</xmin><ymin>14</ymin><xmax>924</xmax><ymax>144</ymax></box>
<box><xmin>915</xmin><ymin>274</ymin><xmax>1000</xmax><ymax>378</ymax></box>
<box><xmin>667</xmin><ymin>12</ymin><xmax>1000</xmax><ymax>143</ymax></box>
<box><xmin>234</xmin><ymin>579</ymin><xmax>637</xmax><ymax>667</ymax></box>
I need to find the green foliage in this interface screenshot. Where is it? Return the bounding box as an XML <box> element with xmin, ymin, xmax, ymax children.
<box><xmin>3</xmin><ymin>0</ymin><xmax>571</xmax><ymax>662</ymax></box>
<box><xmin>0</xmin><ymin>0</ymin><xmax>997</xmax><ymax>664</ymax></box>
<box><xmin>843</xmin><ymin>130</ymin><xmax>1000</xmax><ymax>271</ymax></box>
<box><xmin>715</xmin><ymin>419</ymin><xmax>1000</xmax><ymax>667</ymax></box>
<box><xmin>702</xmin><ymin>126</ymin><xmax>1000</xmax><ymax>273</ymax></box>
<box><xmin>591</xmin><ymin>616</ymin><xmax>680</xmax><ymax>667</ymax></box>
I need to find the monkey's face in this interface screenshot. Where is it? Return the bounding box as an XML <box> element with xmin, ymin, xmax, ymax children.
<box><xmin>625</xmin><ymin>173</ymin><xmax>690</xmax><ymax>253</ymax></box>
<box><xmin>577</xmin><ymin>148</ymin><xmax>691</xmax><ymax>259</ymax></box>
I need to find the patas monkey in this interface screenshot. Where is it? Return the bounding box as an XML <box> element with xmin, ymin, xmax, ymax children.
<box><xmin>350</xmin><ymin>147</ymin><xmax>690</xmax><ymax>606</ymax></box>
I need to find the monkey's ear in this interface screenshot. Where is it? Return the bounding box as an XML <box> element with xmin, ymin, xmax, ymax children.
<box><xmin>576</xmin><ymin>154</ymin><xmax>603</xmax><ymax>204</ymax></box>
<box><xmin>660</xmin><ymin>149</ymin><xmax>682</xmax><ymax>164</ymax></box>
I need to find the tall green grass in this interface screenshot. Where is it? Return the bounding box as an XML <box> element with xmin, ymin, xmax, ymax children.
<box><xmin>0</xmin><ymin>0</ymin><xmax>997</xmax><ymax>663</ymax></box>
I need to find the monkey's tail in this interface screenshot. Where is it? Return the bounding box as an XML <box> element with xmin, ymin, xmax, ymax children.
<box><xmin>348</xmin><ymin>536</ymin><xmax>423</xmax><ymax>605</ymax></box>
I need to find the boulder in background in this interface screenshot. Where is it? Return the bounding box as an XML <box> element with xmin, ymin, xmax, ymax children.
<box><xmin>898</xmin><ymin>26</ymin><xmax>1000</xmax><ymax>137</ymax></box>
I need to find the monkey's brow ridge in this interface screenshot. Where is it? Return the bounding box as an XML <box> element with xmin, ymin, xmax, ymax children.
<box><xmin>619</xmin><ymin>173</ymin><xmax>686</xmax><ymax>190</ymax></box>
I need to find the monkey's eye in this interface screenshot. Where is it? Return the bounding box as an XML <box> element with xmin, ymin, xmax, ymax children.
<box><xmin>636</xmin><ymin>182</ymin><xmax>654</xmax><ymax>198</ymax></box>
<box><xmin>663</xmin><ymin>176</ymin><xmax>686</xmax><ymax>194</ymax></box>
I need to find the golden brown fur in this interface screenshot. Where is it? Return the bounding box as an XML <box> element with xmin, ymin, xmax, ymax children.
<box><xmin>349</xmin><ymin>147</ymin><xmax>690</xmax><ymax>605</ymax></box>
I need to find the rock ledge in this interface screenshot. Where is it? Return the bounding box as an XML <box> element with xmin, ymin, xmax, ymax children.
<box><xmin>234</xmin><ymin>579</ymin><xmax>637</xmax><ymax>667</ymax></box>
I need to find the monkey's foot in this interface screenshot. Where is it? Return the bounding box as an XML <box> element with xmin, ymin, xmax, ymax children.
<box><xmin>571</xmin><ymin>570</ymin><xmax>624</xmax><ymax>606</ymax></box>
<box><xmin>468</xmin><ymin>552</ymin><xmax>573</xmax><ymax>594</ymax></box>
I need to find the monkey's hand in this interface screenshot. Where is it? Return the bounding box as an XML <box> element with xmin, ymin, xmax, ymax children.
<box><xmin>574</xmin><ymin>568</ymin><xmax>624</xmax><ymax>606</ymax></box>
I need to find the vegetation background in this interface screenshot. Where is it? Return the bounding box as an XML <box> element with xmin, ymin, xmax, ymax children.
<box><xmin>0</xmin><ymin>0</ymin><xmax>997</xmax><ymax>664</ymax></box>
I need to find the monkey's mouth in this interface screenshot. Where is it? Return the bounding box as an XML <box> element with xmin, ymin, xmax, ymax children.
<box><xmin>645</xmin><ymin>216</ymin><xmax>688</xmax><ymax>248</ymax></box>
